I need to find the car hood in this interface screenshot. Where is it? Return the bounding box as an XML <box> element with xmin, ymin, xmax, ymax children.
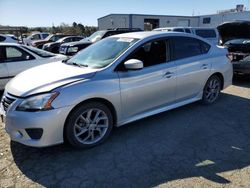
<box><xmin>6</xmin><ymin>61</ymin><xmax>97</xmax><ymax>97</ymax></box>
<box><xmin>217</xmin><ymin>21</ymin><xmax>250</xmax><ymax>44</ymax></box>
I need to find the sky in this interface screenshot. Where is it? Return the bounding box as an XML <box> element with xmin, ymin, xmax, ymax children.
<box><xmin>0</xmin><ymin>0</ymin><xmax>249</xmax><ymax>27</ymax></box>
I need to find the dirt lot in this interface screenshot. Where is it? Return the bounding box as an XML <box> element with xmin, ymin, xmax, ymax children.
<box><xmin>0</xmin><ymin>77</ymin><xmax>250</xmax><ymax>188</ymax></box>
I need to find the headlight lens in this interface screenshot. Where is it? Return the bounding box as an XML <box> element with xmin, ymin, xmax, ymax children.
<box><xmin>68</xmin><ymin>46</ymin><xmax>78</xmax><ymax>53</ymax></box>
<box><xmin>16</xmin><ymin>92</ymin><xmax>59</xmax><ymax>111</ymax></box>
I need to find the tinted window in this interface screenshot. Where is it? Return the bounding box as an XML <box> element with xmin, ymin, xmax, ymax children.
<box><xmin>0</xmin><ymin>36</ymin><xmax>6</xmax><ymax>42</ymax></box>
<box><xmin>173</xmin><ymin>28</ymin><xmax>184</xmax><ymax>32</ymax></box>
<box><xmin>0</xmin><ymin>47</ymin><xmax>6</xmax><ymax>61</ymax></box>
<box><xmin>172</xmin><ymin>37</ymin><xmax>204</xmax><ymax>60</ymax></box>
<box><xmin>127</xmin><ymin>39</ymin><xmax>168</xmax><ymax>67</ymax></box>
<box><xmin>22</xmin><ymin>46</ymin><xmax>55</xmax><ymax>58</ymax></box>
<box><xmin>5</xmin><ymin>46</ymin><xmax>34</xmax><ymax>62</ymax></box>
<box><xmin>32</xmin><ymin>34</ymin><xmax>41</xmax><ymax>40</ymax></box>
<box><xmin>203</xmin><ymin>17</ymin><xmax>211</xmax><ymax>24</ymax></box>
<box><xmin>185</xmin><ymin>29</ymin><xmax>191</xmax><ymax>33</ymax></box>
<box><xmin>42</xmin><ymin>33</ymin><xmax>49</xmax><ymax>39</ymax></box>
<box><xmin>195</xmin><ymin>29</ymin><xmax>216</xmax><ymax>38</ymax></box>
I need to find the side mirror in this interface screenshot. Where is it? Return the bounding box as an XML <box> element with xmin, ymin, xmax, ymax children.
<box><xmin>124</xmin><ymin>59</ymin><xmax>143</xmax><ymax>70</ymax></box>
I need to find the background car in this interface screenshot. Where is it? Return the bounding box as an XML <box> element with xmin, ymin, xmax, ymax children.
<box><xmin>59</xmin><ymin>28</ymin><xmax>142</xmax><ymax>56</ymax></box>
<box><xmin>0</xmin><ymin>34</ymin><xmax>18</xmax><ymax>43</ymax></box>
<box><xmin>154</xmin><ymin>27</ymin><xmax>219</xmax><ymax>44</ymax></box>
<box><xmin>43</xmin><ymin>36</ymin><xmax>84</xmax><ymax>53</ymax></box>
<box><xmin>23</xmin><ymin>32</ymin><xmax>49</xmax><ymax>46</ymax></box>
<box><xmin>0</xmin><ymin>32</ymin><xmax>232</xmax><ymax>148</ymax></box>
<box><xmin>32</xmin><ymin>34</ymin><xmax>70</xmax><ymax>49</ymax></box>
<box><xmin>217</xmin><ymin>21</ymin><xmax>250</xmax><ymax>75</ymax></box>
<box><xmin>0</xmin><ymin>43</ymin><xmax>67</xmax><ymax>90</ymax></box>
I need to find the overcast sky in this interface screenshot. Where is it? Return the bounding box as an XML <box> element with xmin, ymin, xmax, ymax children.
<box><xmin>0</xmin><ymin>0</ymin><xmax>249</xmax><ymax>27</ymax></box>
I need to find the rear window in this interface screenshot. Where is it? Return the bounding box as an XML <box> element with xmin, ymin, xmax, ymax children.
<box><xmin>195</xmin><ymin>29</ymin><xmax>216</xmax><ymax>38</ymax></box>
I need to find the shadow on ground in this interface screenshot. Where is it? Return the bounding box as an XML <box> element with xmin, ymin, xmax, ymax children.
<box><xmin>9</xmin><ymin>79</ymin><xmax>250</xmax><ymax>187</ymax></box>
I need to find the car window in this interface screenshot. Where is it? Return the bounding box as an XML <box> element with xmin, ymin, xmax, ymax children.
<box><xmin>127</xmin><ymin>39</ymin><xmax>169</xmax><ymax>67</ymax></box>
<box><xmin>173</xmin><ymin>28</ymin><xmax>184</xmax><ymax>32</ymax></box>
<box><xmin>172</xmin><ymin>37</ymin><xmax>204</xmax><ymax>60</ymax></box>
<box><xmin>42</xmin><ymin>33</ymin><xmax>49</xmax><ymax>39</ymax></box>
<box><xmin>5</xmin><ymin>46</ymin><xmax>34</xmax><ymax>62</ymax></box>
<box><xmin>22</xmin><ymin>46</ymin><xmax>55</xmax><ymax>58</ymax></box>
<box><xmin>185</xmin><ymin>29</ymin><xmax>191</xmax><ymax>33</ymax></box>
<box><xmin>63</xmin><ymin>38</ymin><xmax>72</xmax><ymax>43</ymax></box>
<box><xmin>0</xmin><ymin>47</ymin><xmax>6</xmax><ymax>62</ymax></box>
<box><xmin>32</xmin><ymin>34</ymin><xmax>41</xmax><ymax>40</ymax></box>
<box><xmin>0</xmin><ymin>36</ymin><xmax>6</xmax><ymax>42</ymax></box>
<box><xmin>195</xmin><ymin>29</ymin><xmax>216</xmax><ymax>38</ymax></box>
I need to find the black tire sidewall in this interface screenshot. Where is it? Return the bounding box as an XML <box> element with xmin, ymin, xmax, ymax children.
<box><xmin>65</xmin><ymin>102</ymin><xmax>113</xmax><ymax>149</ymax></box>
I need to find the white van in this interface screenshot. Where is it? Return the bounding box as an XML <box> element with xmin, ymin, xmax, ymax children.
<box><xmin>154</xmin><ymin>27</ymin><xmax>219</xmax><ymax>45</ymax></box>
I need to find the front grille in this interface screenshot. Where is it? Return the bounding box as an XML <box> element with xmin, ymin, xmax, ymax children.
<box><xmin>2</xmin><ymin>94</ymin><xmax>16</xmax><ymax>112</ymax></box>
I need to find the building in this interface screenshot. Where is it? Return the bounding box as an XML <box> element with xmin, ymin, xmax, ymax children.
<box><xmin>98</xmin><ymin>5</ymin><xmax>250</xmax><ymax>30</ymax></box>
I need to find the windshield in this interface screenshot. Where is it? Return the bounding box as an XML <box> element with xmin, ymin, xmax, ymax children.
<box><xmin>23</xmin><ymin>45</ymin><xmax>55</xmax><ymax>58</ymax></box>
<box><xmin>67</xmin><ymin>37</ymin><xmax>138</xmax><ymax>68</ymax></box>
<box><xmin>88</xmin><ymin>31</ymin><xmax>107</xmax><ymax>43</ymax></box>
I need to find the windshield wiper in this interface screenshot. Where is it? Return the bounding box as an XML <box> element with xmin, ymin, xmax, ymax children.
<box><xmin>66</xmin><ymin>61</ymin><xmax>88</xmax><ymax>68</ymax></box>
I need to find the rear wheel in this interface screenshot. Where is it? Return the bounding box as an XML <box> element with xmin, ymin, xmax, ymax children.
<box><xmin>202</xmin><ymin>75</ymin><xmax>222</xmax><ymax>104</ymax></box>
<box><xmin>65</xmin><ymin>102</ymin><xmax>113</xmax><ymax>148</ymax></box>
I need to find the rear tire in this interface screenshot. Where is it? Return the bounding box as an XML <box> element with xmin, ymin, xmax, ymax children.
<box><xmin>65</xmin><ymin>102</ymin><xmax>113</xmax><ymax>149</ymax></box>
<box><xmin>202</xmin><ymin>75</ymin><xmax>222</xmax><ymax>104</ymax></box>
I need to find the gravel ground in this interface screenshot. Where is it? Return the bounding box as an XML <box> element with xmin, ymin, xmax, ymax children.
<box><xmin>0</xmin><ymin>77</ymin><xmax>250</xmax><ymax>188</ymax></box>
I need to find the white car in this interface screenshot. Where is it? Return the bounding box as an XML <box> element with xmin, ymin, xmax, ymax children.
<box><xmin>0</xmin><ymin>32</ymin><xmax>232</xmax><ymax>148</ymax></box>
<box><xmin>23</xmin><ymin>33</ymin><xmax>49</xmax><ymax>46</ymax></box>
<box><xmin>0</xmin><ymin>43</ymin><xmax>67</xmax><ymax>90</ymax></box>
<box><xmin>0</xmin><ymin>34</ymin><xmax>18</xmax><ymax>43</ymax></box>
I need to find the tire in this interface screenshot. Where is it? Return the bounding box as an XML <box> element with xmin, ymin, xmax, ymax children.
<box><xmin>202</xmin><ymin>75</ymin><xmax>222</xmax><ymax>104</ymax></box>
<box><xmin>65</xmin><ymin>102</ymin><xmax>113</xmax><ymax>149</ymax></box>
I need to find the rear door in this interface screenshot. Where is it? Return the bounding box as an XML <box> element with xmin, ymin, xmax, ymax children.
<box><xmin>0</xmin><ymin>46</ymin><xmax>9</xmax><ymax>89</ymax></box>
<box><xmin>171</xmin><ymin>37</ymin><xmax>211</xmax><ymax>102</ymax></box>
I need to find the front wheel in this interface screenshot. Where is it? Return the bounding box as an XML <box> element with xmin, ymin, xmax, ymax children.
<box><xmin>202</xmin><ymin>75</ymin><xmax>222</xmax><ymax>104</ymax></box>
<box><xmin>65</xmin><ymin>102</ymin><xmax>113</xmax><ymax>148</ymax></box>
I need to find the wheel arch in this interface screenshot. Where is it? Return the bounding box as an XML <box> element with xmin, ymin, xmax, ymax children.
<box><xmin>63</xmin><ymin>97</ymin><xmax>118</xmax><ymax>141</ymax></box>
<box><xmin>211</xmin><ymin>72</ymin><xmax>224</xmax><ymax>90</ymax></box>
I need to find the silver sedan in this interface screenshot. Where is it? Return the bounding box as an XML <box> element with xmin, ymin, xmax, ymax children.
<box><xmin>0</xmin><ymin>32</ymin><xmax>233</xmax><ymax>148</ymax></box>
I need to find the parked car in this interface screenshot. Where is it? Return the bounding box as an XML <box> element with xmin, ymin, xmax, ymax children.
<box><xmin>154</xmin><ymin>27</ymin><xmax>219</xmax><ymax>44</ymax></box>
<box><xmin>23</xmin><ymin>32</ymin><xmax>49</xmax><ymax>46</ymax></box>
<box><xmin>0</xmin><ymin>34</ymin><xmax>18</xmax><ymax>43</ymax></box>
<box><xmin>59</xmin><ymin>28</ymin><xmax>142</xmax><ymax>56</ymax></box>
<box><xmin>0</xmin><ymin>32</ymin><xmax>232</xmax><ymax>148</ymax></box>
<box><xmin>32</xmin><ymin>34</ymin><xmax>70</xmax><ymax>49</ymax></box>
<box><xmin>0</xmin><ymin>43</ymin><xmax>67</xmax><ymax>90</ymax></box>
<box><xmin>43</xmin><ymin>36</ymin><xmax>84</xmax><ymax>53</ymax></box>
<box><xmin>217</xmin><ymin>21</ymin><xmax>250</xmax><ymax>75</ymax></box>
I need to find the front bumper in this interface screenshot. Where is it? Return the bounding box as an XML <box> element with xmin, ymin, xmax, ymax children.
<box><xmin>0</xmin><ymin>96</ymin><xmax>73</xmax><ymax>147</ymax></box>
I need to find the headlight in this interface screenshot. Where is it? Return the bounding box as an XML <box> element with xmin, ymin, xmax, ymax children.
<box><xmin>68</xmin><ymin>46</ymin><xmax>78</xmax><ymax>53</ymax></box>
<box><xmin>16</xmin><ymin>92</ymin><xmax>59</xmax><ymax>111</ymax></box>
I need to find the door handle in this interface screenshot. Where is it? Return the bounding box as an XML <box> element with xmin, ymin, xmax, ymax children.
<box><xmin>163</xmin><ymin>71</ymin><xmax>174</xmax><ymax>78</ymax></box>
<box><xmin>201</xmin><ymin>64</ymin><xmax>208</xmax><ymax>69</ymax></box>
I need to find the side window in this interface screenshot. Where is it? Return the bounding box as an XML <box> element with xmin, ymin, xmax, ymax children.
<box><xmin>172</xmin><ymin>37</ymin><xmax>203</xmax><ymax>60</ymax></box>
<box><xmin>195</xmin><ymin>29</ymin><xmax>216</xmax><ymax>38</ymax></box>
<box><xmin>200</xmin><ymin>41</ymin><xmax>211</xmax><ymax>54</ymax></box>
<box><xmin>5</xmin><ymin>47</ymin><xmax>34</xmax><ymax>62</ymax></box>
<box><xmin>103</xmin><ymin>32</ymin><xmax>116</xmax><ymax>38</ymax></box>
<box><xmin>42</xmin><ymin>33</ymin><xmax>49</xmax><ymax>39</ymax></box>
<box><xmin>185</xmin><ymin>29</ymin><xmax>191</xmax><ymax>33</ymax></box>
<box><xmin>63</xmin><ymin>38</ymin><xmax>71</xmax><ymax>43</ymax></box>
<box><xmin>0</xmin><ymin>36</ymin><xmax>6</xmax><ymax>42</ymax></box>
<box><xmin>173</xmin><ymin>28</ymin><xmax>184</xmax><ymax>32</ymax></box>
<box><xmin>0</xmin><ymin>47</ymin><xmax>6</xmax><ymax>62</ymax></box>
<box><xmin>127</xmin><ymin>39</ymin><xmax>168</xmax><ymax>67</ymax></box>
<box><xmin>32</xmin><ymin>34</ymin><xmax>41</xmax><ymax>40</ymax></box>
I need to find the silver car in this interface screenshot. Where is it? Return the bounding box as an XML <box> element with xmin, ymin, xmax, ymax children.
<box><xmin>0</xmin><ymin>32</ymin><xmax>233</xmax><ymax>148</ymax></box>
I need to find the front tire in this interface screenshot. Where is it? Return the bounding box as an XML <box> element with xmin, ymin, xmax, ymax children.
<box><xmin>202</xmin><ymin>75</ymin><xmax>222</xmax><ymax>104</ymax></box>
<box><xmin>65</xmin><ymin>102</ymin><xmax>113</xmax><ymax>149</ymax></box>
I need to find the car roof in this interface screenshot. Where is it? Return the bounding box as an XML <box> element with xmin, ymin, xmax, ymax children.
<box><xmin>0</xmin><ymin>43</ymin><xmax>22</xmax><ymax>46</ymax></box>
<box><xmin>111</xmin><ymin>31</ymin><xmax>198</xmax><ymax>40</ymax></box>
